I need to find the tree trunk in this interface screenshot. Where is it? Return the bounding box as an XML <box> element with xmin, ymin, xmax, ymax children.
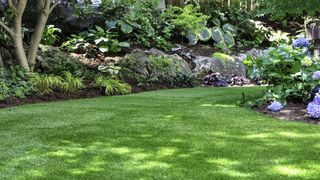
<box><xmin>0</xmin><ymin>52</ymin><xmax>4</xmax><ymax>68</ymax></box>
<box><xmin>27</xmin><ymin>10</ymin><xmax>49</xmax><ymax>71</ymax></box>
<box><xmin>14</xmin><ymin>0</ymin><xmax>30</xmax><ymax>71</ymax></box>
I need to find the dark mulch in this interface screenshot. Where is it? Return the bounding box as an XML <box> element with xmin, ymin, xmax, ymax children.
<box><xmin>254</xmin><ymin>103</ymin><xmax>320</xmax><ymax>125</ymax></box>
<box><xmin>0</xmin><ymin>85</ymin><xmax>177</xmax><ymax>109</ymax></box>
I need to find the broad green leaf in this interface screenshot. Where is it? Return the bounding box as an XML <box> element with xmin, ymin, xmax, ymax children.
<box><xmin>212</xmin><ymin>18</ymin><xmax>221</xmax><ymax>27</ymax></box>
<box><xmin>222</xmin><ymin>23</ymin><xmax>237</xmax><ymax>35</ymax></box>
<box><xmin>224</xmin><ymin>31</ymin><xmax>235</xmax><ymax>47</ymax></box>
<box><xmin>99</xmin><ymin>46</ymin><xmax>109</xmax><ymax>53</ymax></box>
<box><xmin>187</xmin><ymin>31</ymin><xmax>198</xmax><ymax>45</ymax></box>
<box><xmin>106</xmin><ymin>21</ymin><xmax>117</xmax><ymax>29</ymax></box>
<box><xmin>198</xmin><ymin>27</ymin><xmax>211</xmax><ymax>41</ymax></box>
<box><xmin>211</xmin><ymin>27</ymin><xmax>224</xmax><ymax>43</ymax></box>
<box><xmin>119</xmin><ymin>42</ymin><xmax>130</xmax><ymax>48</ymax></box>
<box><xmin>119</xmin><ymin>21</ymin><xmax>133</xmax><ymax>34</ymax></box>
<box><xmin>95</xmin><ymin>26</ymin><xmax>105</xmax><ymax>33</ymax></box>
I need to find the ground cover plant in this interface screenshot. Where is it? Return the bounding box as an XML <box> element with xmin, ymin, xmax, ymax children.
<box><xmin>1</xmin><ymin>87</ymin><xmax>320</xmax><ymax>179</ymax></box>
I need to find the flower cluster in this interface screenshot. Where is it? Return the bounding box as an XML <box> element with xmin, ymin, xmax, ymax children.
<box><xmin>267</xmin><ymin>101</ymin><xmax>283</xmax><ymax>112</ymax></box>
<box><xmin>307</xmin><ymin>93</ymin><xmax>320</xmax><ymax>118</ymax></box>
<box><xmin>313</xmin><ymin>71</ymin><xmax>320</xmax><ymax>80</ymax></box>
<box><xmin>301</xmin><ymin>56</ymin><xmax>312</xmax><ymax>66</ymax></box>
<box><xmin>292</xmin><ymin>37</ymin><xmax>309</xmax><ymax>48</ymax></box>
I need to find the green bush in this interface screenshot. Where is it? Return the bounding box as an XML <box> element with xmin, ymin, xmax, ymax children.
<box><xmin>244</xmin><ymin>41</ymin><xmax>319</xmax><ymax>105</ymax></box>
<box><xmin>41</xmin><ymin>25</ymin><xmax>62</xmax><ymax>46</ymax></box>
<box><xmin>0</xmin><ymin>66</ymin><xmax>35</xmax><ymax>100</ymax></box>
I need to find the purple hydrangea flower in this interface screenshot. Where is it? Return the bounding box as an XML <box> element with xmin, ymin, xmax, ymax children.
<box><xmin>292</xmin><ymin>37</ymin><xmax>309</xmax><ymax>48</ymax></box>
<box><xmin>307</xmin><ymin>101</ymin><xmax>320</xmax><ymax>118</ymax></box>
<box><xmin>313</xmin><ymin>71</ymin><xmax>320</xmax><ymax>80</ymax></box>
<box><xmin>314</xmin><ymin>94</ymin><xmax>320</xmax><ymax>105</ymax></box>
<box><xmin>267</xmin><ymin>101</ymin><xmax>283</xmax><ymax>112</ymax></box>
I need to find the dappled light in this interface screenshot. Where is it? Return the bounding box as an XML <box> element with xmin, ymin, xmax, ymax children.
<box><xmin>1</xmin><ymin>87</ymin><xmax>320</xmax><ymax>179</ymax></box>
<box><xmin>1</xmin><ymin>0</ymin><xmax>320</xmax><ymax>178</ymax></box>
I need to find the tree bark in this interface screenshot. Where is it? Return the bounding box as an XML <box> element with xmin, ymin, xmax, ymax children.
<box><xmin>13</xmin><ymin>0</ymin><xmax>30</xmax><ymax>71</ymax></box>
<box><xmin>0</xmin><ymin>52</ymin><xmax>4</xmax><ymax>68</ymax></box>
<box><xmin>27</xmin><ymin>2</ymin><xmax>50</xmax><ymax>71</ymax></box>
<box><xmin>27</xmin><ymin>0</ymin><xmax>58</xmax><ymax>71</ymax></box>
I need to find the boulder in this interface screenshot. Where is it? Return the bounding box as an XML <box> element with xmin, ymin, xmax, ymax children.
<box><xmin>118</xmin><ymin>48</ymin><xmax>195</xmax><ymax>87</ymax></box>
<box><xmin>192</xmin><ymin>56</ymin><xmax>246</xmax><ymax>78</ymax></box>
<box><xmin>36</xmin><ymin>45</ymin><xmax>86</xmax><ymax>75</ymax></box>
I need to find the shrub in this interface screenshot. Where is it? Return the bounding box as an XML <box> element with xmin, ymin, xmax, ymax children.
<box><xmin>41</xmin><ymin>25</ymin><xmax>61</xmax><ymax>46</ymax></box>
<box><xmin>244</xmin><ymin>38</ymin><xmax>319</xmax><ymax>105</ymax></box>
<box><xmin>0</xmin><ymin>66</ymin><xmax>34</xmax><ymax>100</ymax></box>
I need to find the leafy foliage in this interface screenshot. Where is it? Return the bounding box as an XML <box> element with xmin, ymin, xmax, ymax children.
<box><xmin>94</xmin><ymin>76</ymin><xmax>131</xmax><ymax>95</ymax></box>
<box><xmin>61</xmin><ymin>71</ymin><xmax>85</xmax><ymax>94</ymax></box>
<box><xmin>0</xmin><ymin>66</ymin><xmax>34</xmax><ymax>100</ymax></box>
<box><xmin>244</xmin><ymin>40</ymin><xmax>319</xmax><ymax>105</ymax></box>
<box><xmin>41</xmin><ymin>25</ymin><xmax>62</xmax><ymax>46</ymax></box>
<box><xmin>256</xmin><ymin>0</ymin><xmax>320</xmax><ymax>20</ymax></box>
<box><xmin>62</xmin><ymin>26</ymin><xmax>130</xmax><ymax>54</ymax></box>
<box><xmin>29</xmin><ymin>73</ymin><xmax>63</xmax><ymax>95</ymax></box>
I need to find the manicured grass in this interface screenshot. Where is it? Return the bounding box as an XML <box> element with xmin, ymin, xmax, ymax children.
<box><xmin>1</xmin><ymin>87</ymin><xmax>320</xmax><ymax>179</ymax></box>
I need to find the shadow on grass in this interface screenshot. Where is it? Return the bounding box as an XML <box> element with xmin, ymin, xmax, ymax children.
<box><xmin>2</xmin><ymin>127</ymin><xmax>320</xmax><ymax>179</ymax></box>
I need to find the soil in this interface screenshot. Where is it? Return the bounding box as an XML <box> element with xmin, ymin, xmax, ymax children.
<box><xmin>254</xmin><ymin>103</ymin><xmax>320</xmax><ymax>125</ymax></box>
<box><xmin>0</xmin><ymin>85</ymin><xmax>176</xmax><ymax>109</ymax></box>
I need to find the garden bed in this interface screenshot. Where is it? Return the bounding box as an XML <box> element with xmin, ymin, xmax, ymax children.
<box><xmin>254</xmin><ymin>103</ymin><xmax>320</xmax><ymax>125</ymax></box>
<box><xmin>0</xmin><ymin>85</ymin><xmax>175</xmax><ymax>108</ymax></box>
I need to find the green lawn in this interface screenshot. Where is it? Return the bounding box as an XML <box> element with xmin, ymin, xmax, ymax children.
<box><xmin>1</xmin><ymin>87</ymin><xmax>320</xmax><ymax>179</ymax></box>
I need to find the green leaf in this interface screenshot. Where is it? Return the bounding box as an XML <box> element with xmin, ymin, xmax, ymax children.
<box><xmin>99</xmin><ymin>46</ymin><xmax>109</xmax><ymax>53</ymax></box>
<box><xmin>119</xmin><ymin>42</ymin><xmax>130</xmax><ymax>48</ymax></box>
<box><xmin>119</xmin><ymin>21</ymin><xmax>133</xmax><ymax>34</ymax></box>
<box><xmin>106</xmin><ymin>21</ymin><xmax>117</xmax><ymax>29</ymax></box>
<box><xmin>95</xmin><ymin>26</ymin><xmax>105</xmax><ymax>33</ymax></box>
<box><xmin>211</xmin><ymin>27</ymin><xmax>224</xmax><ymax>43</ymax></box>
<box><xmin>198</xmin><ymin>27</ymin><xmax>211</xmax><ymax>41</ymax></box>
<box><xmin>222</xmin><ymin>23</ymin><xmax>237</xmax><ymax>35</ymax></box>
<box><xmin>224</xmin><ymin>31</ymin><xmax>235</xmax><ymax>47</ymax></box>
<box><xmin>187</xmin><ymin>31</ymin><xmax>198</xmax><ymax>45</ymax></box>
<box><xmin>212</xmin><ymin>18</ymin><xmax>221</xmax><ymax>27</ymax></box>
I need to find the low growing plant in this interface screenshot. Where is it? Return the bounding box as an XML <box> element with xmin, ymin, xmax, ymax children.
<box><xmin>29</xmin><ymin>73</ymin><xmax>63</xmax><ymax>95</ymax></box>
<box><xmin>61</xmin><ymin>72</ymin><xmax>85</xmax><ymax>94</ymax></box>
<box><xmin>95</xmin><ymin>76</ymin><xmax>131</xmax><ymax>95</ymax></box>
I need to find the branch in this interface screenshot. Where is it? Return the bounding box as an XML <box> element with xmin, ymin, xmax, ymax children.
<box><xmin>0</xmin><ymin>21</ymin><xmax>15</xmax><ymax>37</ymax></box>
<box><xmin>49</xmin><ymin>2</ymin><xmax>59</xmax><ymax>14</ymax></box>
<box><xmin>8</xmin><ymin>0</ymin><xmax>17</xmax><ymax>11</ymax></box>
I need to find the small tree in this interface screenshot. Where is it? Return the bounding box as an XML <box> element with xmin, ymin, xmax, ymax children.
<box><xmin>0</xmin><ymin>0</ymin><xmax>59</xmax><ymax>71</ymax></box>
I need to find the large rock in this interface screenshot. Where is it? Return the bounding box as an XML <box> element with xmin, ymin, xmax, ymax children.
<box><xmin>192</xmin><ymin>56</ymin><xmax>246</xmax><ymax>78</ymax></box>
<box><xmin>36</xmin><ymin>45</ymin><xmax>86</xmax><ymax>75</ymax></box>
<box><xmin>119</xmin><ymin>48</ymin><xmax>195</xmax><ymax>87</ymax></box>
<box><xmin>192</xmin><ymin>49</ymin><xmax>266</xmax><ymax>78</ymax></box>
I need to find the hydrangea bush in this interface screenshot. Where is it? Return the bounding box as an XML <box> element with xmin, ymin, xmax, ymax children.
<box><xmin>244</xmin><ymin>37</ymin><xmax>320</xmax><ymax>106</ymax></box>
<box><xmin>307</xmin><ymin>93</ymin><xmax>320</xmax><ymax>118</ymax></box>
<box><xmin>267</xmin><ymin>101</ymin><xmax>284</xmax><ymax>112</ymax></box>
